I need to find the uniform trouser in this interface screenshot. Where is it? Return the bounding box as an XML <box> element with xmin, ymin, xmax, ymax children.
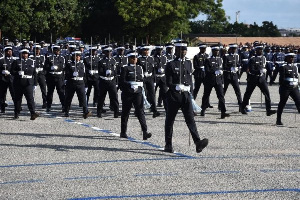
<box><xmin>271</xmin><ymin>64</ymin><xmax>279</xmax><ymax>83</ymax></box>
<box><xmin>0</xmin><ymin>80</ymin><xmax>14</xmax><ymax>110</ymax></box>
<box><xmin>239</xmin><ymin>63</ymin><xmax>248</xmax><ymax>79</ymax></box>
<box><xmin>46</xmin><ymin>76</ymin><xmax>65</xmax><ymax>108</ymax></box>
<box><xmin>219</xmin><ymin>74</ymin><xmax>242</xmax><ymax>108</ymax></box>
<box><xmin>165</xmin><ymin>91</ymin><xmax>201</xmax><ymax>146</ymax></box>
<box><xmin>277</xmin><ymin>86</ymin><xmax>300</xmax><ymax>121</ymax></box>
<box><xmin>201</xmin><ymin>82</ymin><xmax>226</xmax><ymax>113</ymax></box>
<box><xmin>97</xmin><ymin>79</ymin><xmax>119</xmax><ymax>114</ymax></box>
<box><xmin>86</xmin><ymin>79</ymin><xmax>99</xmax><ymax>104</ymax></box>
<box><xmin>144</xmin><ymin>77</ymin><xmax>157</xmax><ymax>112</ymax></box>
<box><xmin>37</xmin><ymin>73</ymin><xmax>47</xmax><ymax>104</ymax></box>
<box><xmin>64</xmin><ymin>81</ymin><xmax>88</xmax><ymax>114</ymax></box>
<box><xmin>121</xmin><ymin>92</ymin><xmax>147</xmax><ymax>134</ymax></box>
<box><xmin>193</xmin><ymin>76</ymin><xmax>204</xmax><ymax>99</ymax></box>
<box><xmin>13</xmin><ymin>82</ymin><xmax>35</xmax><ymax>114</ymax></box>
<box><xmin>241</xmin><ymin>76</ymin><xmax>272</xmax><ymax>111</ymax></box>
<box><xmin>155</xmin><ymin>77</ymin><xmax>168</xmax><ymax>109</ymax></box>
<box><xmin>266</xmin><ymin>69</ymin><xmax>273</xmax><ymax>83</ymax></box>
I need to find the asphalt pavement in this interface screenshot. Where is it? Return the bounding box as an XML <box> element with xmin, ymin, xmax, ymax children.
<box><xmin>0</xmin><ymin>75</ymin><xmax>299</xmax><ymax>200</ymax></box>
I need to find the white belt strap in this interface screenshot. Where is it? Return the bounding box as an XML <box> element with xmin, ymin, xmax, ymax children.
<box><xmin>128</xmin><ymin>81</ymin><xmax>143</xmax><ymax>87</ymax></box>
<box><xmin>285</xmin><ymin>78</ymin><xmax>298</xmax><ymax>82</ymax></box>
<box><xmin>144</xmin><ymin>72</ymin><xmax>152</xmax><ymax>77</ymax></box>
<box><xmin>156</xmin><ymin>74</ymin><xmax>165</xmax><ymax>77</ymax></box>
<box><xmin>49</xmin><ymin>71</ymin><xmax>63</xmax><ymax>75</ymax></box>
<box><xmin>100</xmin><ymin>76</ymin><xmax>114</xmax><ymax>81</ymax></box>
<box><xmin>21</xmin><ymin>75</ymin><xmax>32</xmax><ymax>79</ymax></box>
<box><xmin>72</xmin><ymin>77</ymin><xmax>84</xmax><ymax>81</ymax></box>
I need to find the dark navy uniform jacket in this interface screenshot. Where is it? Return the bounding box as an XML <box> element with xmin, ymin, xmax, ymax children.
<box><xmin>45</xmin><ymin>54</ymin><xmax>65</xmax><ymax>77</ymax></box>
<box><xmin>204</xmin><ymin>56</ymin><xmax>223</xmax><ymax>85</ymax></box>
<box><xmin>193</xmin><ymin>53</ymin><xmax>209</xmax><ymax>79</ymax></box>
<box><xmin>264</xmin><ymin>52</ymin><xmax>274</xmax><ymax>71</ymax></box>
<box><xmin>137</xmin><ymin>56</ymin><xmax>155</xmax><ymax>78</ymax></box>
<box><xmin>65</xmin><ymin>60</ymin><xmax>87</xmax><ymax>86</ymax></box>
<box><xmin>120</xmin><ymin>64</ymin><xmax>144</xmax><ymax>94</ymax></box>
<box><xmin>29</xmin><ymin>55</ymin><xmax>46</xmax><ymax>75</ymax></box>
<box><xmin>279</xmin><ymin>63</ymin><xmax>299</xmax><ymax>88</ymax></box>
<box><xmin>84</xmin><ymin>55</ymin><xmax>101</xmax><ymax>81</ymax></box>
<box><xmin>11</xmin><ymin>58</ymin><xmax>37</xmax><ymax>86</ymax></box>
<box><xmin>248</xmin><ymin>55</ymin><xmax>266</xmax><ymax>76</ymax></box>
<box><xmin>114</xmin><ymin>55</ymin><xmax>128</xmax><ymax>77</ymax></box>
<box><xmin>98</xmin><ymin>57</ymin><xmax>117</xmax><ymax>79</ymax></box>
<box><xmin>0</xmin><ymin>56</ymin><xmax>15</xmax><ymax>82</ymax></box>
<box><xmin>153</xmin><ymin>55</ymin><xmax>167</xmax><ymax>75</ymax></box>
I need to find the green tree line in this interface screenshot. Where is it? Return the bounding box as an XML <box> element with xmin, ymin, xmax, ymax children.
<box><xmin>190</xmin><ymin>20</ymin><xmax>281</xmax><ymax>37</ymax></box>
<box><xmin>0</xmin><ymin>0</ymin><xmax>281</xmax><ymax>44</ymax></box>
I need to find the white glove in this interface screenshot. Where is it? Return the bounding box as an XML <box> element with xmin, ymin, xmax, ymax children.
<box><xmin>144</xmin><ymin>72</ymin><xmax>149</xmax><ymax>77</ymax></box>
<box><xmin>175</xmin><ymin>84</ymin><xmax>184</xmax><ymax>92</ymax></box>
<box><xmin>131</xmin><ymin>84</ymin><xmax>139</xmax><ymax>92</ymax></box>
<box><xmin>73</xmin><ymin>71</ymin><xmax>78</xmax><ymax>77</ymax></box>
<box><xmin>33</xmin><ymin>86</ymin><xmax>37</xmax><ymax>91</ymax></box>
<box><xmin>158</xmin><ymin>68</ymin><xmax>164</xmax><ymax>73</ymax></box>
<box><xmin>85</xmin><ymin>87</ymin><xmax>88</xmax><ymax>93</ymax></box>
<box><xmin>260</xmin><ymin>69</ymin><xmax>267</xmax><ymax>74</ymax></box>
<box><xmin>89</xmin><ymin>70</ymin><xmax>94</xmax><ymax>75</ymax></box>
<box><xmin>106</xmin><ymin>69</ymin><xmax>112</xmax><ymax>75</ymax></box>
<box><xmin>51</xmin><ymin>65</ymin><xmax>58</xmax><ymax>70</ymax></box>
<box><xmin>154</xmin><ymin>83</ymin><xmax>156</xmax><ymax>87</ymax></box>
<box><xmin>290</xmin><ymin>81</ymin><xmax>298</xmax><ymax>86</ymax></box>
<box><xmin>64</xmin><ymin>80</ymin><xmax>67</xmax><ymax>85</ymax></box>
<box><xmin>2</xmin><ymin>70</ymin><xmax>10</xmax><ymax>75</ymax></box>
<box><xmin>18</xmin><ymin>71</ymin><xmax>24</xmax><ymax>76</ymax></box>
<box><xmin>215</xmin><ymin>70</ymin><xmax>223</xmax><ymax>75</ymax></box>
<box><xmin>231</xmin><ymin>67</ymin><xmax>238</xmax><ymax>72</ymax></box>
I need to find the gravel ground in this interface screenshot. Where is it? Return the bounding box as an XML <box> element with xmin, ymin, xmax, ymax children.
<box><xmin>0</xmin><ymin>75</ymin><xmax>299</xmax><ymax>200</ymax></box>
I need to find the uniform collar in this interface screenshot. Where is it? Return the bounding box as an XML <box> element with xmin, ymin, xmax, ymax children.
<box><xmin>130</xmin><ymin>64</ymin><xmax>136</xmax><ymax>67</ymax></box>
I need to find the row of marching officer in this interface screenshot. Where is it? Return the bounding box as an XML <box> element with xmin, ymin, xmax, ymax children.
<box><xmin>0</xmin><ymin>43</ymin><xmax>175</xmax><ymax>119</ymax></box>
<box><xmin>192</xmin><ymin>42</ymin><xmax>299</xmax><ymax>126</ymax></box>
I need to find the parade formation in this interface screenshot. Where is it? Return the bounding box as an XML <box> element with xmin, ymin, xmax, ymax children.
<box><xmin>0</xmin><ymin>38</ymin><xmax>300</xmax><ymax>153</ymax></box>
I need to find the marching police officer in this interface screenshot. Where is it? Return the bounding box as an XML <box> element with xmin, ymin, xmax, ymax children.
<box><xmin>11</xmin><ymin>49</ymin><xmax>39</xmax><ymax>120</ymax></box>
<box><xmin>44</xmin><ymin>45</ymin><xmax>65</xmax><ymax>112</ymax></box>
<box><xmin>97</xmin><ymin>45</ymin><xmax>120</xmax><ymax>118</ymax></box>
<box><xmin>137</xmin><ymin>45</ymin><xmax>160</xmax><ymax>118</ymax></box>
<box><xmin>165</xmin><ymin>43</ymin><xmax>175</xmax><ymax>62</ymax></box>
<box><xmin>193</xmin><ymin>43</ymin><xmax>209</xmax><ymax>100</ymax></box>
<box><xmin>240</xmin><ymin>45</ymin><xmax>277</xmax><ymax>116</ymax></box>
<box><xmin>201</xmin><ymin>46</ymin><xmax>230</xmax><ymax>119</ymax></box>
<box><xmin>84</xmin><ymin>46</ymin><xmax>101</xmax><ymax>106</ymax></box>
<box><xmin>12</xmin><ymin>39</ymin><xmax>20</xmax><ymax>58</ymax></box>
<box><xmin>153</xmin><ymin>45</ymin><xmax>168</xmax><ymax>109</ymax></box>
<box><xmin>0</xmin><ymin>46</ymin><xmax>15</xmax><ymax>113</ymax></box>
<box><xmin>64</xmin><ymin>44</ymin><xmax>77</xmax><ymax>63</ymax></box>
<box><xmin>29</xmin><ymin>45</ymin><xmax>47</xmax><ymax>108</ymax></box>
<box><xmin>264</xmin><ymin>46</ymin><xmax>275</xmax><ymax>83</ymax></box>
<box><xmin>221</xmin><ymin>44</ymin><xmax>243</xmax><ymax>112</ymax></box>
<box><xmin>164</xmin><ymin>42</ymin><xmax>208</xmax><ymax>153</ymax></box>
<box><xmin>239</xmin><ymin>45</ymin><xmax>250</xmax><ymax>80</ymax></box>
<box><xmin>276</xmin><ymin>53</ymin><xmax>300</xmax><ymax>125</ymax></box>
<box><xmin>64</xmin><ymin>51</ymin><xmax>92</xmax><ymax>118</ymax></box>
<box><xmin>119</xmin><ymin>51</ymin><xmax>152</xmax><ymax>140</ymax></box>
<box><xmin>113</xmin><ymin>45</ymin><xmax>128</xmax><ymax>91</ymax></box>
<box><xmin>270</xmin><ymin>46</ymin><xmax>285</xmax><ymax>85</ymax></box>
